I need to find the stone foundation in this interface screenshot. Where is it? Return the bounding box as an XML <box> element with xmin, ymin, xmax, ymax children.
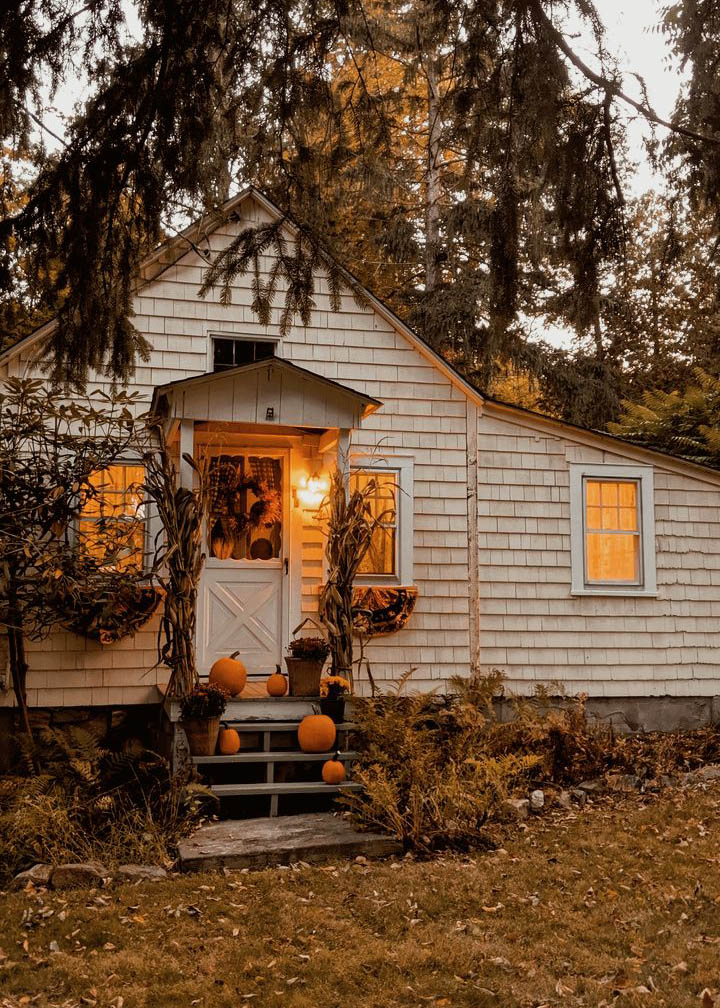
<box><xmin>495</xmin><ymin>694</ymin><xmax>720</xmax><ymax>734</ymax></box>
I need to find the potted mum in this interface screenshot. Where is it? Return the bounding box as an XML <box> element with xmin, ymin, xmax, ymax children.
<box><xmin>319</xmin><ymin>675</ymin><xmax>351</xmax><ymax>723</ymax></box>
<box><xmin>284</xmin><ymin>635</ymin><xmax>330</xmax><ymax>696</ymax></box>
<box><xmin>180</xmin><ymin>683</ymin><xmax>229</xmax><ymax>756</ymax></box>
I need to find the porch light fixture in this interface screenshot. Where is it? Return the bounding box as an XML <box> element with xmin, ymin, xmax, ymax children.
<box><xmin>295</xmin><ymin>472</ymin><xmax>328</xmax><ymax>509</ymax></box>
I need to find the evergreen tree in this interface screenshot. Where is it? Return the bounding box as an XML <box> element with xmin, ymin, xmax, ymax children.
<box><xmin>2</xmin><ymin>1</ymin><xmax>718</xmax><ymax>390</ymax></box>
<box><xmin>609</xmin><ymin>369</ymin><xmax>720</xmax><ymax>468</ymax></box>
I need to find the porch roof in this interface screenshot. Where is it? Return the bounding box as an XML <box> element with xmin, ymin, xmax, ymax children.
<box><xmin>151</xmin><ymin>357</ymin><xmax>382</xmax><ymax>430</ymax></box>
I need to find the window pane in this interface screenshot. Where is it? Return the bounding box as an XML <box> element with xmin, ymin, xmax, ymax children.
<box><xmin>79</xmin><ymin>464</ymin><xmax>145</xmax><ymax>571</ymax></box>
<box><xmin>600</xmin><ymin>481</ymin><xmax>618</xmax><ymax>507</ymax></box>
<box><xmin>232</xmin><ymin>341</ymin><xmax>257</xmax><ymax>366</ymax></box>
<box><xmin>619</xmin><ymin>507</ymin><xmax>638</xmax><ymax>531</ymax></box>
<box><xmin>586</xmin><ymin>532</ymin><xmax>640</xmax><ymax>583</ymax></box>
<box><xmin>358</xmin><ymin>525</ymin><xmax>396</xmax><ymax>575</ymax></box>
<box><xmin>583</xmin><ymin>478</ymin><xmax>642</xmax><ymax>585</ymax></box>
<box><xmin>213</xmin><ymin>338</ymin><xmax>235</xmax><ymax>370</ymax></box>
<box><xmin>585</xmin><ymin>505</ymin><xmax>602</xmax><ymax>530</ymax></box>
<box><xmin>350</xmin><ymin>470</ymin><xmax>398</xmax><ymax>576</ymax></box>
<box><xmin>619</xmin><ymin>482</ymin><xmax>637</xmax><ymax>507</ymax></box>
<box><xmin>585</xmin><ymin>480</ymin><xmax>601</xmax><ymax>506</ymax></box>
<box><xmin>213</xmin><ymin>338</ymin><xmax>276</xmax><ymax>371</ymax></box>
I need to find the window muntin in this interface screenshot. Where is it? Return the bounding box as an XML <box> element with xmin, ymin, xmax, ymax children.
<box><xmin>350</xmin><ymin>470</ymin><xmax>398</xmax><ymax>576</ymax></box>
<box><xmin>583</xmin><ymin>478</ymin><xmax>642</xmax><ymax>585</ymax></box>
<box><xmin>77</xmin><ymin>464</ymin><xmax>146</xmax><ymax>572</ymax></box>
<box><xmin>212</xmin><ymin>337</ymin><xmax>275</xmax><ymax>372</ymax></box>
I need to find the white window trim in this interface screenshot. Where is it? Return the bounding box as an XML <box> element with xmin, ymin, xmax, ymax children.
<box><xmin>349</xmin><ymin>454</ymin><xmax>414</xmax><ymax>586</ymax></box>
<box><xmin>206</xmin><ymin>331</ymin><xmax>281</xmax><ymax>373</ymax></box>
<box><xmin>569</xmin><ymin>462</ymin><xmax>657</xmax><ymax>597</ymax></box>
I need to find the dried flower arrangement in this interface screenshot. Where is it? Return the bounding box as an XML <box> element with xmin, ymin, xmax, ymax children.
<box><xmin>287</xmin><ymin>636</ymin><xmax>330</xmax><ymax>662</ymax></box>
<box><xmin>179</xmin><ymin>683</ymin><xmax>229</xmax><ymax>721</ymax></box>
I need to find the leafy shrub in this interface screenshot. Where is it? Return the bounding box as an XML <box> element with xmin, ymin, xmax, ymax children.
<box><xmin>179</xmin><ymin>683</ymin><xmax>228</xmax><ymax>720</ymax></box>
<box><xmin>0</xmin><ymin>727</ymin><xmax>215</xmax><ymax>881</ymax></box>
<box><xmin>342</xmin><ymin>674</ymin><xmax>540</xmax><ymax>852</ymax></box>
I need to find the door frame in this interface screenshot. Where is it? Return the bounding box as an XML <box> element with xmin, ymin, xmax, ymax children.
<box><xmin>197</xmin><ymin>444</ymin><xmax>292</xmax><ymax>677</ymax></box>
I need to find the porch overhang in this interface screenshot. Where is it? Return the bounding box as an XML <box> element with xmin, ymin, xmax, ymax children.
<box><xmin>151</xmin><ymin>357</ymin><xmax>382</xmax><ymax>432</ymax></box>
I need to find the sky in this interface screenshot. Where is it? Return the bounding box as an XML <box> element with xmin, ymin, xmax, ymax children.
<box><xmin>568</xmin><ymin>0</ymin><xmax>683</xmax><ymax>194</ymax></box>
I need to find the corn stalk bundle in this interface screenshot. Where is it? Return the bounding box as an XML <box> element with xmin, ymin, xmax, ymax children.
<box><xmin>318</xmin><ymin>466</ymin><xmax>391</xmax><ymax>690</ymax></box>
<box><xmin>143</xmin><ymin>431</ymin><xmax>209</xmax><ymax>698</ymax></box>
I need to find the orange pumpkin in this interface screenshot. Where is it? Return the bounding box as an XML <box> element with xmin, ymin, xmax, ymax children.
<box><xmin>209</xmin><ymin>654</ymin><xmax>247</xmax><ymax>697</ymax></box>
<box><xmin>217</xmin><ymin>726</ymin><xmax>240</xmax><ymax>755</ymax></box>
<box><xmin>266</xmin><ymin>666</ymin><xmax>288</xmax><ymax>697</ymax></box>
<box><xmin>322</xmin><ymin>753</ymin><xmax>347</xmax><ymax>784</ymax></box>
<box><xmin>297</xmin><ymin>714</ymin><xmax>336</xmax><ymax>753</ymax></box>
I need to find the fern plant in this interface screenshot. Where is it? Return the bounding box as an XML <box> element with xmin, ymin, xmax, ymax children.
<box><xmin>342</xmin><ymin>675</ymin><xmax>541</xmax><ymax>852</ymax></box>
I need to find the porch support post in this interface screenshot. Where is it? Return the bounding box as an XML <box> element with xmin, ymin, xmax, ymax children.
<box><xmin>179</xmin><ymin>419</ymin><xmax>194</xmax><ymax>488</ymax></box>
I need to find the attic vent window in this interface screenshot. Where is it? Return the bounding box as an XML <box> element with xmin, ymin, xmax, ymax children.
<box><xmin>212</xmin><ymin>337</ymin><xmax>276</xmax><ymax>372</ymax></box>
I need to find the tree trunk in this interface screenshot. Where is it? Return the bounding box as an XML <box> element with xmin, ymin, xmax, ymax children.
<box><xmin>424</xmin><ymin>61</ymin><xmax>442</xmax><ymax>294</ymax></box>
<box><xmin>6</xmin><ymin>591</ymin><xmax>32</xmax><ymax>739</ymax></box>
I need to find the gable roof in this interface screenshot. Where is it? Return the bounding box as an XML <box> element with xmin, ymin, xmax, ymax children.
<box><xmin>0</xmin><ymin>185</ymin><xmax>483</xmax><ymax>408</ymax></box>
<box><xmin>3</xmin><ymin>186</ymin><xmax>720</xmax><ymax>486</ymax></box>
<box><xmin>151</xmin><ymin>356</ymin><xmax>381</xmax><ymax>428</ymax></box>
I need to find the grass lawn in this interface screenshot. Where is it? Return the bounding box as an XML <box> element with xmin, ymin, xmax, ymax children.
<box><xmin>2</xmin><ymin>783</ymin><xmax>720</xmax><ymax>1008</ymax></box>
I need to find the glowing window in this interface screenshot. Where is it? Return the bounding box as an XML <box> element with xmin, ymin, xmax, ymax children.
<box><xmin>350</xmin><ymin>470</ymin><xmax>398</xmax><ymax>576</ymax></box>
<box><xmin>583</xmin><ymin>479</ymin><xmax>642</xmax><ymax>585</ymax></box>
<box><xmin>78</xmin><ymin>464</ymin><xmax>145</xmax><ymax>572</ymax></box>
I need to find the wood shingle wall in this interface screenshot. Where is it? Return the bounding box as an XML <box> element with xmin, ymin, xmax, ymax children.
<box><xmin>1</xmin><ymin>193</ymin><xmax>470</xmax><ymax>705</ymax></box>
<box><xmin>475</xmin><ymin>407</ymin><xmax>720</xmax><ymax>697</ymax></box>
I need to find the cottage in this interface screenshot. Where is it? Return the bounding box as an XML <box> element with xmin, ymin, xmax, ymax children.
<box><xmin>3</xmin><ymin>186</ymin><xmax>720</xmax><ymax>733</ymax></box>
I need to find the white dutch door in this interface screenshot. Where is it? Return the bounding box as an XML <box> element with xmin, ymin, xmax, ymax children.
<box><xmin>197</xmin><ymin>451</ymin><xmax>287</xmax><ymax>678</ymax></box>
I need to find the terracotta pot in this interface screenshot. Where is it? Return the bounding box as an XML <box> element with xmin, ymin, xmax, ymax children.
<box><xmin>320</xmin><ymin>698</ymin><xmax>346</xmax><ymax>724</ymax></box>
<box><xmin>182</xmin><ymin>716</ymin><xmax>221</xmax><ymax>757</ymax></box>
<box><xmin>284</xmin><ymin>657</ymin><xmax>324</xmax><ymax>696</ymax></box>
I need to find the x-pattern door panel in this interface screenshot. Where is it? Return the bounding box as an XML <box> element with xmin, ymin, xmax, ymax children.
<box><xmin>199</xmin><ymin>566</ymin><xmax>282</xmax><ymax>675</ymax></box>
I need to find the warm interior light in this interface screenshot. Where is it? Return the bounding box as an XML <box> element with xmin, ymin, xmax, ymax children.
<box><xmin>296</xmin><ymin>472</ymin><xmax>328</xmax><ymax>508</ymax></box>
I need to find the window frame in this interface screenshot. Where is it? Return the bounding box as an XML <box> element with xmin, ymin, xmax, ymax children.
<box><xmin>569</xmin><ymin>463</ymin><xmax>657</xmax><ymax>597</ymax></box>
<box><xmin>75</xmin><ymin>460</ymin><xmax>150</xmax><ymax>575</ymax></box>
<box><xmin>208</xmin><ymin>333</ymin><xmax>280</xmax><ymax>373</ymax></box>
<box><xmin>349</xmin><ymin>455</ymin><xmax>414</xmax><ymax>586</ymax></box>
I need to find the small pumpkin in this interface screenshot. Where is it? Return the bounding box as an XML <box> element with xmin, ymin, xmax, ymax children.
<box><xmin>211</xmin><ymin>533</ymin><xmax>234</xmax><ymax>560</ymax></box>
<box><xmin>322</xmin><ymin>752</ymin><xmax>347</xmax><ymax>784</ymax></box>
<box><xmin>209</xmin><ymin>653</ymin><xmax>247</xmax><ymax>697</ymax></box>
<box><xmin>297</xmin><ymin>713</ymin><xmax>336</xmax><ymax>753</ymax></box>
<box><xmin>217</xmin><ymin>726</ymin><xmax>241</xmax><ymax>755</ymax></box>
<box><xmin>266</xmin><ymin>665</ymin><xmax>288</xmax><ymax>697</ymax></box>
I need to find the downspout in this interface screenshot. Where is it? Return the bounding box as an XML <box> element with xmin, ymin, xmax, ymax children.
<box><xmin>466</xmin><ymin>399</ymin><xmax>481</xmax><ymax>676</ymax></box>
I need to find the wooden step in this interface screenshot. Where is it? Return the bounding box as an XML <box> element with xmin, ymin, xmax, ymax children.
<box><xmin>222</xmin><ymin>720</ymin><xmax>356</xmax><ymax>732</ymax></box>
<box><xmin>193</xmin><ymin>750</ymin><xmax>358</xmax><ymax>765</ymax></box>
<box><xmin>210</xmin><ymin>781</ymin><xmax>362</xmax><ymax>797</ymax></box>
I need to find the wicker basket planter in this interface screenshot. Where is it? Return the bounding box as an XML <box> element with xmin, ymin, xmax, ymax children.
<box><xmin>182</xmin><ymin>716</ymin><xmax>221</xmax><ymax>757</ymax></box>
<box><xmin>284</xmin><ymin>657</ymin><xmax>324</xmax><ymax>697</ymax></box>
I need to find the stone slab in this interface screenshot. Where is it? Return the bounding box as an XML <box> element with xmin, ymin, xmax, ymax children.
<box><xmin>178</xmin><ymin>813</ymin><xmax>402</xmax><ymax>872</ymax></box>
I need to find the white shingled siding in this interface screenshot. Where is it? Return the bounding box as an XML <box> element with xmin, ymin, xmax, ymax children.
<box><xmin>3</xmin><ymin>192</ymin><xmax>470</xmax><ymax>706</ymax></box>
<box><xmin>476</xmin><ymin>404</ymin><xmax>720</xmax><ymax>697</ymax></box>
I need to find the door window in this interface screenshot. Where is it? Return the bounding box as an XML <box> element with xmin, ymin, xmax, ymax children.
<box><xmin>207</xmin><ymin>454</ymin><xmax>282</xmax><ymax>560</ymax></box>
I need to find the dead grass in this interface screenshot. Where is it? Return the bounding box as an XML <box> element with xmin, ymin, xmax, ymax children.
<box><xmin>3</xmin><ymin>782</ymin><xmax>720</xmax><ymax>1008</ymax></box>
